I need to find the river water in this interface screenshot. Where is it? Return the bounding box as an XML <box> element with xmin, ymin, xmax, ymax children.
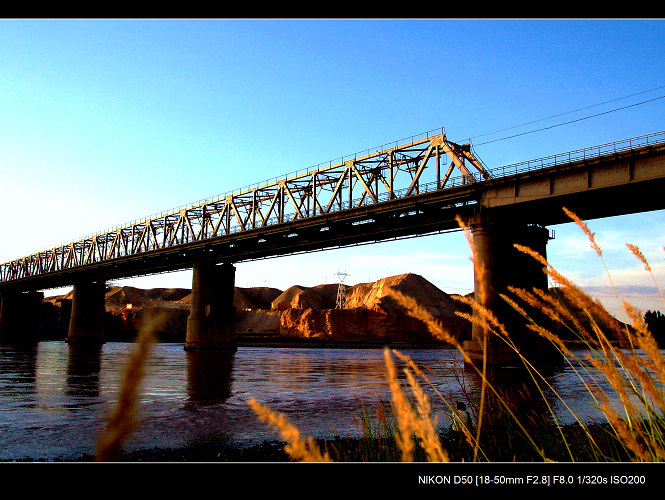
<box><xmin>0</xmin><ymin>340</ymin><xmax>641</xmax><ymax>461</ymax></box>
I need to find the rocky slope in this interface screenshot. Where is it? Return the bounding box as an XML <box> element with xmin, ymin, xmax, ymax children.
<box><xmin>277</xmin><ymin>274</ymin><xmax>471</xmax><ymax>341</ymax></box>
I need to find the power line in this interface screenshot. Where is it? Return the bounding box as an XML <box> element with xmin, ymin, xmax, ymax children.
<box><xmin>471</xmin><ymin>90</ymin><xmax>665</xmax><ymax>147</ymax></box>
<box><xmin>470</xmin><ymin>85</ymin><xmax>665</xmax><ymax>141</ymax></box>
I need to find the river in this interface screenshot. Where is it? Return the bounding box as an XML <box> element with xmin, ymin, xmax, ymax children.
<box><xmin>0</xmin><ymin>340</ymin><xmax>638</xmax><ymax>461</ymax></box>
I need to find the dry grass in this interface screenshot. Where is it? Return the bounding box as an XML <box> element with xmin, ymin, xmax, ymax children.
<box><xmin>94</xmin><ymin>312</ymin><xmax>165</xmax><ymax>461</ymax></box>
<box><xmin>94</xmin><ymin>207</ymin><xmax>665</xmax><ymax>463</ymax></box>
<box><xmin>383</xmin><ymin>347</ymin><xmax>449</xmax><ymax>462</ymax></box>
<box><xmin>505</xmin><ymin>209</ymin><xmax>665</xmax><ymax>461</ymax></box>
<box><xmin>248</xmin><ymin>206</ymin><xmax>665</xmax><ymax>462</ymax></box>
<box><xmin>248</xmin><ymin>398</ymin><xmax>332</xmax><ymax>462</ymax></box>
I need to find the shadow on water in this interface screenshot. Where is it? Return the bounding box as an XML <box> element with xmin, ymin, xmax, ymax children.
<box><xmin>66</xmin><ymin>343</ymin><xmax>102</xmax><ymax>399</ymax></box>
<box><xmin>1</xmin><ymin>339</ymin><xmax>645</xmax><ymax>461</ymax></box>
<box><xmin>0</xmin><ymin>342</ymin><xmax>39</xmax><ymax>397</ymax></box>
<box><xmin>461</xmin><ymin>360</ymin><xmax>567</xmax><ymax>461</ymax></box>
<box><xmin>185</xmin><ymin>350</ymin><xmax>235</xmax><ymax>404</ymax></box>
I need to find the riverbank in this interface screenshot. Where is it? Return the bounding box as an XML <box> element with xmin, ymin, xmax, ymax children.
<box><xmin>40</xmin><ymin>329</ymin><xmax>454</xmax><ymax>349</ymax></box>
<box><xmin>236</xmin><ymin>336</ymin><xmax>452</xmax><ymax>350</ymax></box>
<box><xmin>40</xmin><ymin>273</ymin><xmax>474</xmax><ymax>346</ymax></box>
<box><xmin>5</xmin><ymin>421</ymin><xmax>629</xmax><ymax>463</ymax></box>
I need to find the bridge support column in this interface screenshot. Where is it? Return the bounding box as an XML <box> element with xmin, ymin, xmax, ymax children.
<box><xmin>0</xmin><ymin>290</ymin><xmax>43</xmax><ymax>342</ymax></box>
<box><xmin>67</xmin><ymin>281</ymin><xmax>106</xmax><ymax>344</ymax></box>
<box><xmin>185</xmin><ymin>261</ymin><xmax>237</xmax><ymax>351</ymax></box>
<box><xmin>463</xmin><ymin>214</ymin><xmax>551</xmax><ymax>365</ymax></box>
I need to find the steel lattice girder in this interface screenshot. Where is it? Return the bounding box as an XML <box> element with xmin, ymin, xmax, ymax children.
<box><xmin>0</xmin><ymin>133</ymin><xmax>491</xmax><ymax>284</ymax></box>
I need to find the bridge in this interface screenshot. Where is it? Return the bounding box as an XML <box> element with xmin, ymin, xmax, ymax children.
<box><xmin>1</xmin><ymin>129</ymin><xmax>665</xmax><ymax>361</ymax></box>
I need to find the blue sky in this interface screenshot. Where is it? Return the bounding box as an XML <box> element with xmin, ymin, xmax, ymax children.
<box><xmin>1</xmin><ymin>19</ymin><xmax>664</xmax><ymax>317</ymax></box>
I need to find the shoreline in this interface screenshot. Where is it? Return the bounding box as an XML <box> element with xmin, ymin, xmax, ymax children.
<box><xmin>39</xmin><ymin>332</ymin><xmax>457</xmax><ymax>349</ymax></box>
<box><xmin>2</xmin><ymin>421</ymin><xmax>629</xmax><ymax>463</ymax></box>
<box><xmin>236</xmin><ymin>339</ymin><xmax>453</xmax><ymax>349</ymax></box>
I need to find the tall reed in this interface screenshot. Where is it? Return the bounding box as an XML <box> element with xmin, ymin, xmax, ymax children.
<box><xmin>249</xmin><ymin>206</ymin><xmax>665</xmax><ymax>462</ymax></box>
<box><xmin>95</xmin><ymin>312</ymin><xmax>165</xmax><ymax>461</ymax></box>
<box><xmin>505</xmin><ymin>210</ymin><xmax>665</xmax><ymax>461</ymax></box>
<box><xmin>248</xmin><ymin>398</ymin><xmax>332</xmax><ymax>462</ymax></box>
<box><xmin>91</xmin><ymin>209</ymin><xmax>664</xmax><ymax>462</ymax></box>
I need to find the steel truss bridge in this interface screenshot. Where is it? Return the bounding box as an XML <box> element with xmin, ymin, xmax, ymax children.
<box><xmin>2</xmin><ymin>129</ymin><xmax>665</xmax><ymax>291</ymax></box>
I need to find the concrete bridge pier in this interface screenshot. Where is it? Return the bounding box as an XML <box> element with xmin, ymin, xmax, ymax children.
<box><xmin>185</xmin><ymin>260</ymin><xmax>237</xmax><ymax>351</ymax></box>
<box><xmin>0</xmin><ymin>289</ymin><xmax>43</xmax><ymax>342</ymax></box>
<box><xmin>463</xmin><ymin>214</ymin><xmax>552</xmax><ymax>365</ymax></box>
<box><xmin>67</xmin><ymin>281</ymin><xmax>106</xmax><ymax>344</ymax></box>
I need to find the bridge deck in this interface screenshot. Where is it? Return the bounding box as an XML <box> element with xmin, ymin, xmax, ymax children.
<box><xmin>2</xmin><ymin>130</ymin><xmax>665</xmax><ymax>291</ymax></box>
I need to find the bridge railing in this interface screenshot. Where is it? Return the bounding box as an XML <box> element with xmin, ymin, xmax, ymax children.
<box><xmin>164</xmin><ymin>129</ymin><xmax>665</xmax><ymax>236</ymax></box>
<box><xmin>85</xmin><ymin>127</ymin><xmax>451</xmax><ymax>239</ymax></box>
<box><xmin>487</xmin><ymin>130</ymin><xmax>665</xmax><ymax>179</ymax></box>
<box><xmin>41</xmin><ymin>130</ymin><xmax>665</xmax><ymax>250</ymax></box>
<box><xmin>2</xmin><ymin>129</ymin><xmax>665</xmax><ymax>284</ymax></box>
<box><xmin>153</xmin><ymin>129</ymin><xmax>665</xmax><ymax>236</ymax></box>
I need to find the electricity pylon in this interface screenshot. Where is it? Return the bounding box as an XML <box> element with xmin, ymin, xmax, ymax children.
<box><xmin>335</xmin><ymin>271</ymin><xmax>349</xmax><ymax>309</ymax></box>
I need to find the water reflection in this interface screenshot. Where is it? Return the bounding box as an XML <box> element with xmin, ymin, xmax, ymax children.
<box><xmin>66</xmin><ymin>344</ymin><xmax>102</xmax><ymax>399</ymax></box>
<box><xmin>0</xmin><ymin>341</ymin><xmax>655</xmax><ymax>461</ymax></box>
<box><xmin>488</xmin><ymin>364</ymin><xmax>560</xmax><ymax>424</ymax></box>
<box><xmin>0</xmin><ymin>343</ymin><xmax>38</xmax><ymax>398</ymax></box>
<box><xmin>186</xmin><ymin>350</ymin><xmax>235</xmax><ymax>404</ymax></box>
<box><xmin>487</xmin><ymin>366</ymin><xmax>553</xmax><ymax>427</ymax></box>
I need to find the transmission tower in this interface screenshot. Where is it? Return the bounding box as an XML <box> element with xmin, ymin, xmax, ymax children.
<box><xmin>335</xmin><ymin>271</ymin><xmax>349</xmax><ymax>309</ymax></box>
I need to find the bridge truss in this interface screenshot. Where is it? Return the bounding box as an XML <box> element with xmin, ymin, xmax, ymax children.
<box><xmin>5</xmin><ymin>128</ymin><xmax>665</xmax><ymax>288</ymax></box>
<box><xmin>0</xmin><ymin>132</ymin><xmax>491</xmax><ymax>284</ymax></box>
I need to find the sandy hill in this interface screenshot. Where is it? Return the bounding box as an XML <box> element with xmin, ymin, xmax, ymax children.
<box><xmin>277</xmin><ymin>273</ymin><xmax>471</xmax><ymax>342</ymax></box>
<box><xmin>236</xmin><ymin>286</ymin><xmax>283</xmax><ymax>310</ymax></box>
<box><xmin>144</xmin><ymin>288</ymin><xmax>191</xmax><ymax>302</ymax></box>
<box><xmin>346</xmin><ymin>273</ymin><xmax>461</xmax><ymax>317</ymax></box>
<box><xmin>271</xmin><ymin>285</ymin><xmax>326</xmax><ymax>310</ymax></box>
<box><xmin>105</xmin><ymin>286</ymin><xmax>155</xmax><ymax>308</ymax></box>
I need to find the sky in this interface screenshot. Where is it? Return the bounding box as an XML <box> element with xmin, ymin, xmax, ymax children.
<box><xmin>1</xmin><ymin>18</ymin><xmax>664</xmax><ymax>319</ymax></box>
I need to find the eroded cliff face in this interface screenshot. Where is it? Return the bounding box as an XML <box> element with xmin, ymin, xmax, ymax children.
<box><xmin>277</xmin><ymin>274</ymin><xmax>471</xmax><ymax>342</ymax></box>
<box><xmin>279</xmin><ymin>308</ymin><xmax>444</xmax><ymax>341</ymax></box>
<box><xmin>41</xmin><ymin>273</ymin><xmax>472</xmax><ymax>343</ymax></box>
